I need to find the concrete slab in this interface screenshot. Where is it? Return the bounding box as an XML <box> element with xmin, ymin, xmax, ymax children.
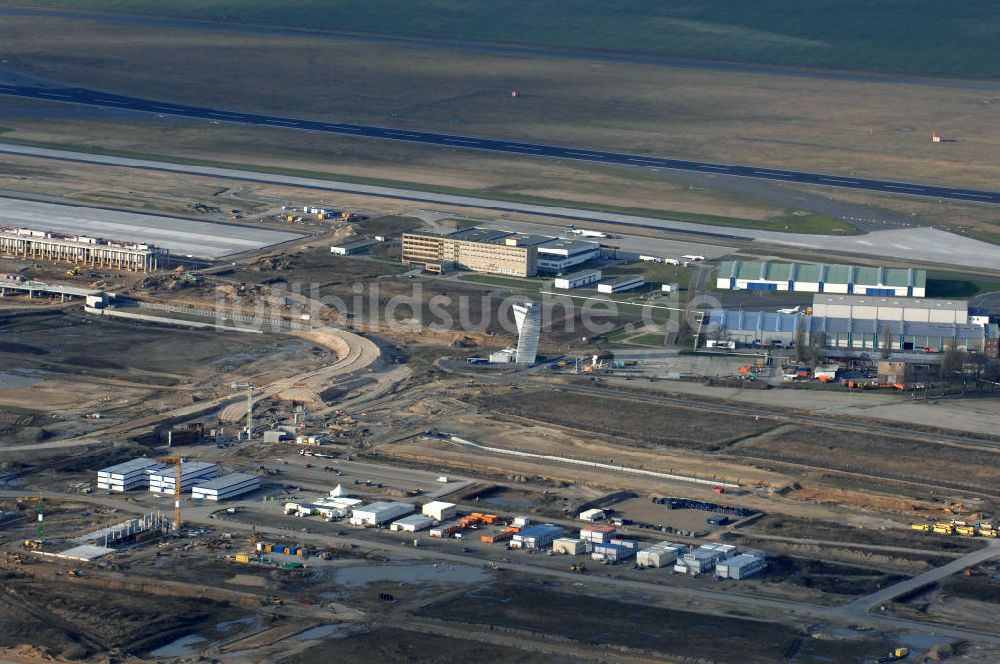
<box><xmin>53</xmin><ymin>544</ymin><xmax>115</xmax><ymax>561</ymax></box>
<box><xmin>0</xmin><ymin>196</ymin><xmax>304</xmax><ymax>259</ymax></box>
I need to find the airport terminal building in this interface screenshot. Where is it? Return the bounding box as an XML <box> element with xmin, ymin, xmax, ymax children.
<box><xmin>401</xmin><ymin>228</ymin><xmax>598</xmax><ymax>277</ymax></box>
<box><xmin>716</xmin><ymin>260</ymin><xmax>926</xmax><ymax>297</ymax></box>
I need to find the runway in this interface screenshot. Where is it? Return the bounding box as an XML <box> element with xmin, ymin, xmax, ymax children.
<box><xmin>1</xmin><ymin>83</ymin><xmax>998</xmax><ymax>206</ymax></box>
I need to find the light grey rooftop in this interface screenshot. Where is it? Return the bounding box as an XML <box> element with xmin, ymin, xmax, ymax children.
<box><xmin>0</xmin><ymin>197</ymin><xmax>304</xmax><ymax>259</ymax></box>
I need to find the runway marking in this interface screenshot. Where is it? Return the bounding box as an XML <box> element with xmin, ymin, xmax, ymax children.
<box><xmin>209</xmin><ymin>112</ymin><xmax>246</xmax><ymax>120</ymax></box>
<box><xmin>328</xmin><ymin>126</ymin><xmax>360</xmax><ymax>132</ymax></box>
<box><xmin>152</xmin><ymin>106</ymin><xmax>187</xmax><ymax>112</ymax></box>
<box><xmin>627</xmin><ymin>158</ymin><xmax>661</xmax><ymax>164</ymax></box>
<box><xmin>819</xmin><ymin>178</ymin><xmax>860</xmax><ymax>185</ymax></box>
<box><xmin>698</xmin><ymin>165</ymin><xmax>730</xmax><ymax>171</ymax></box>
<box><xmin>36</xmin><ymin>92</ymin><xmax>72</xmax><ymax>99</ymax></box>
<box><xmin>94</xmin><ymin>99</ymin><xmax>130</xmax><ymax>106</ymax></box>
<box><xmin>443</xmin><ymin>138</ymin><xmax>480</xmax><ymax>144</ymax></box>
<box><xmin>952</xmin><ymin>192</ymin><xmax>991</xmax><ymax>200</ymax></box>
<box><xmin>885</xmin><ymin>185</ymin><xmax>925</xmax><ymax>192</ymax></box>
<box><xmin>753</xmin><ymin>170</ymin><xmax>794</xmax><ymax>178</ymax></box>
<box><xmin>565</xmin><ymin>151</ymin><xmax>603</xmax><ymax>158</ymax></box>
<box><xmin>506</xmin><ymin>144</ymin><xmax>540</xmax><ymax>150</ymax></box>
<box><xmin>265</xmin><ymin>119</ymin><xmax>300</xmax><ymax>125</ymax></box>
<box><xmin>386</xmin><ymin>131</ymin><xmax>421</xmax><ymax>138</ymax></box>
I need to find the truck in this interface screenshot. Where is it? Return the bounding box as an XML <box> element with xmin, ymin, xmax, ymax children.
<box><xmin>876</xmin><ymin>647</ymin><xmax>909</xmax><ymax>663</ymax></box>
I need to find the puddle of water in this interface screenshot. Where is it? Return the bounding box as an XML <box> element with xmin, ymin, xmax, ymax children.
<box><xmin>334</xmin><ymin>563</ymin><xmax>491</xmax><ymax>588</ymax></box>
<box><xmin>899</xmin><ymin>631</ymin><xmax>950</xmax><ymax>652</ymax></box>
<box><xmin>149</xmin><ymin>634</ymin><xmax>207</xmax><ymax>657</ymax></box>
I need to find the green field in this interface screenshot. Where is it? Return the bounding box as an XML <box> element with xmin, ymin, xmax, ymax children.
<box><xmin>14</xmin><ymin>1</ymin><xmax>1000</xmax><ymax>78</ymax></box>
<box><xmin>455</xmin><ymin>274</ymin><xmax>542</xmax><ymax>291</ymax></box>
<box><xmin>927</xmin><ymin>273</ymin><xmax>1000</xmax><ymax>299</ymax></box>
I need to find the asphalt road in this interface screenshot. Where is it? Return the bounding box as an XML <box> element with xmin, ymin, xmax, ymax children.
<box><xmin>2</xmin><ymin>83</ymin><xmax>999</xmax><ymax>206</ymax></box>
<box><xmin>839</xmin><ymin>539</ymin><xmax>1000</xmax><ymax>618</ymax></box>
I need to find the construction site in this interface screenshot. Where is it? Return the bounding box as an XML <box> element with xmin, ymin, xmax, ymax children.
<box><xmin>0</xmin><ymin>6</ymin><xmax>999</xmax><ymax>658</ymax></box>
<box><xmin>0</xmin><ymin>170</ymin><xmax>994</xmax><ymax>664</ymax></box>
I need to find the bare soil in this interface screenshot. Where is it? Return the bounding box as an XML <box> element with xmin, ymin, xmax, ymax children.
<box><xmin>746</xmin><ymin>514</ymin><xmax>986</xmax><ymax>553</ymax></box>
<box><xmin>467</xmin><ymin>385</ymin><xmax>778</xmax><ymax>451</ymax></box>
<box><xmin>281</xmin><ymin>627</ymin><xmax>555</xmax><ymax>664</ymax></box>
<box><xmin>732</xmin><ymin>427</ymin><xmax>1000</xmax><ymax>496</ymax></box>
<box><xmin>421</xmin><ymin>582</ymin><xmax>801</xmax><ymax>663</ymax></box>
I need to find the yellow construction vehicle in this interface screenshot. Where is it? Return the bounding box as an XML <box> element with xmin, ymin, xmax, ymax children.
<box><xmin>66</xmin><ymin>266</ymin><xmax>82</xmax><ymax>277</ymax></box>
<box><xmin>956</xmin><ymin>525</ymin><xmax>977</xmax><ymax>537</ymax></box>
<box><xmin>979</xmin><ymin>527</ymin><xmax>998</xmax><ymax>538</ymax></box>
<box><xmin>910</xmin><ymin>523</ymin><xmax>930</xmax><ymax>532</ymax></box>
<box><xmin>22</xmin><ymin>539</ymin><xmax>41</xmax><ymax>551</ymax></box>
<box><xmin>569</xmin><ymin>562</ymin><xmax>586</xmax><ymax>573</ymax></box>
<box><xmin>932</xmin><ymin>522</ymin><xmax>955</xmax><ymax>535</ymax></box>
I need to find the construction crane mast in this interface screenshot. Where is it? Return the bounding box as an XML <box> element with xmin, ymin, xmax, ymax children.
<box><xmin>230</xmin><ymin>382</ymin><xmax>258</xmax><ymax>440</ymax></box>
<box><xmin>156</xmin><ymin>456</ymin><xmax>228</xmax><ymax>533</ymax></box>
<box><xmin>158</xmin><ymin>456</ymin><xmax>184</xmax><ymax>532</ymax></box>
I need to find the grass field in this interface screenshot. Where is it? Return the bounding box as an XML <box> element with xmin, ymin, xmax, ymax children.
<box><xmin>15</xmin><ymin>1</ymin><xmax>1000</xmax><ymax>78</ymax></box>
<box><xmin>455</xmin><ymin>274</ymin><xmax>542</xmax><ymax>291</ymax></box>
<box><xmin>0</xmin><ymin>134</ymin><xmax>852</xmax><ymax>235</ymax></box>
<box><xmin>927</xmin><ymin>273</ymin><xmax>1000</xmax><ymax>299</ymax></box>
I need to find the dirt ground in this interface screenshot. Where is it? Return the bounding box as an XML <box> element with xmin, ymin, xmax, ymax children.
<box><xmin>733</xmin><ymin>425</ymin><xmax>1000</xmax><ymax>496</ymax></box>
<box><xmin>745</xmin><ymin>514</ymin><xmax>986</xmax><ymax>554</ymax></box>
<box><xmin>280</xmin><ymin>627</ymin><xmax>557</xmax><ymax>664</ymax></box>
<box><xmin>0</xmin><ymin>309</ymin><xmax>335</xmax><ymax>442</ymax></box>
<box><xmin>0</xmin><ymin>570</ymin><xmax>246</xmax><ymax>659</ymax></box>
<box><xmin>466</xmin><ymin>385</ymin><xmax>778</xmax><ymax>451</ymax></box>
<box><xmin>421</xmin><ymin>582</ymin><xmax>800</xmax><ymax>663</ymax></box>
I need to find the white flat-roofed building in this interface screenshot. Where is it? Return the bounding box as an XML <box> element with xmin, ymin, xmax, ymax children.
<box><xmin>716</xmin><ymin>552</ymin><xmax>767</xmax><ymax>579</ymax></box>
<box><xmin>422</xmin><ymin>501</ymin><xmax>457</xmax><ymax>521</ymax></box>
<box><xmin>350</xmin><ymin>501</ymin><xmax>414</xmax><ymax>526</ymax></box>
<box><xmin>536</xmin><ymin>237</ymin><xmax>600</xmax><ymax>272</ymax></box>
<box><xmin>390</xmin><ymin>514</ymin><xmax>435</xmax><ymax>532</ymax></box>
<box><xmin>191</xmin><ymin>472</ymin><xmax>260</xmax><ymax>501</ymax></box>
<box><xmin>811</xmin><ymin>294</ymin><xmax>968</xmax><ymax>324</ymax></box>
<box><xmin>97</xmin><ymin>457</ymin><xmax>159</xmax><ymax>492</ymax></box>
<box><xmin>597</xmin><ymin>276</ymin><xmax>645</xmax><ymax>293</ymax></box>
<box><xmin>637</xmin><ymin>543</ymin><xmax>680</xmax><ymax>568</ymax></box>
<box><xmin>147</xmin><ymin>461</ymin><xmax>218</xmax><ymax>494</ymax></box>
<box><xmin>553</xmin><ymin>269</ymin><xmax>602</xmax><ymax>290</ymax></box>
<box><xmin>552</xmin><ymin>538</ymin><xmax>586</xmax><ymax>555</ymax></box>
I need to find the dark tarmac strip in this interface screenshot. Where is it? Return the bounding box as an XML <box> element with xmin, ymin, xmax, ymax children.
<box><xmin>2</xmin><ymin>83</ymin><xmax>998</xmax><ymax>206</ymax></box>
